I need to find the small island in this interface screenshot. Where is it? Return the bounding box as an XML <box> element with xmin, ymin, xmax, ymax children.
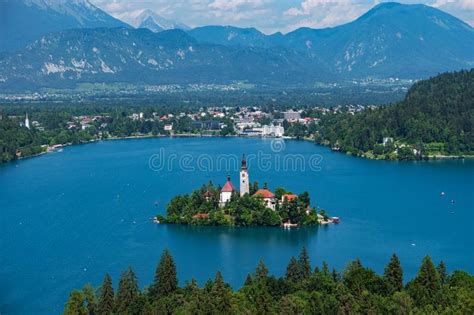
<box><xmin>156</xmin><ymin>155</ymin><xmax>338</xmax><ymax>227</ymax></box>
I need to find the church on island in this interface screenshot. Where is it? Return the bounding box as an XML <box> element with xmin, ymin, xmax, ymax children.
<box><xmin>219</xmin><ymin>155</ymin><xmax>295</xmax><ymax>212</ymax></box>
<box><xmin>160</xmin><ymin>154</ymin><xmax>339</xmax><ymax>227</ymax></box>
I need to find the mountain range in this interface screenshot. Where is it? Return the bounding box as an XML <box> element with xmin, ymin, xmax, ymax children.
<box><xmin>0</xmin><ymin>0</ymin><xmax>129</xmax><ymax>52</ymax></box>
<box><xmin>0</xmin><ymin>1</ymin><xmax>473</xmax><ymax>92</ymax></box>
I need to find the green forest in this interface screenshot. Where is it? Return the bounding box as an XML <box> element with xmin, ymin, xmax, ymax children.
<box><xmin>63</xmin><ymin>249</ymin><xmax>474</xmax><ymax>314</ymax></box>
<box><xmin>313</xmin><ymin>70</ymin><xmax>474</xmax><ymax>159</ymax></box>
<box><xmin>161</xmin><ymin>182</ymin><xmax>323</xmax><ymax>227</ymax></box>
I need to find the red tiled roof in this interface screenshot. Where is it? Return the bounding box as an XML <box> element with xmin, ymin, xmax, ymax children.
<box><xmin>193</xmin><ymin>213</ymin><xmax>210</xmax><ymax>219</ymax></box>
<box><xmin>282</xmin><ymin>194</ymin><xmax>298</xmax><ymax>202</ymax></box>
<box><xmin>253</xmin><ymin>189</ymin><xmax>275</xmax><ymax>199</ymax></box>
<box><xmin>221</xmin><ymin>179</ymin><xmax>235</xmax><ymax>192</ymax></box>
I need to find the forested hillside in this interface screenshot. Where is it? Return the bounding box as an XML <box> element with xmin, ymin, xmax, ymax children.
<box><xmin>314</xmin><ymin>69</ymin><xmax>474</xmax><ymax>159</ymax></box>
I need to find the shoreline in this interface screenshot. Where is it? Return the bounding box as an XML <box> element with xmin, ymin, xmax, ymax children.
<box><xmin>10</xmin><ymin>133</ymin><xmax>474</xmax><ymax>164</ymax></box>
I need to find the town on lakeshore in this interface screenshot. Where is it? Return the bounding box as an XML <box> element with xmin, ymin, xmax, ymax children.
<box><xmin>3</xmin><ymin>104</ymin><xmax>379</xmax><ymax>161</ymax></box>
<box><xmin>156</xmin><ymin>155</ymin><xmax>339</xmax><ymax>228</ymax></box>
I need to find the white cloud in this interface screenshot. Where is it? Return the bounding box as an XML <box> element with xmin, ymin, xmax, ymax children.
<box><xmin>283</xmin><ymin>0</ymin><xmax>373</xmax><ymax>30</ymax></box>
<box><xmin>209</xmin><ymin>0</ymin><xmax>266</xmax><ymax>10</ymax></box>
<box><xmin>90</xmin><ymin>0</ymin><xmax>474</xmax><ymax>34</ymax></box>
<box><xmin>433</xmin><ymin>0</ymin><xmax>474</xmax><ymax>9</ymax></box>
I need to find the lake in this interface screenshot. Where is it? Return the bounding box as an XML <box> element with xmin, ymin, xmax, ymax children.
<box><xmin>0</xmin><ymin>137</ymin><xmax>473</xmax><ymax>314</ymax></box>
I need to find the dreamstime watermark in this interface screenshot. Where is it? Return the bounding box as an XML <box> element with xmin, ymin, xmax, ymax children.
<box><xmin>148</xmin><ymin>139</ymin><xmax>323</xmax><ymax>173</ymax></box>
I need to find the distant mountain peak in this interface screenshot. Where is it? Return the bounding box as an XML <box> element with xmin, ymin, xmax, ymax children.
<box><xmin>1</xmin><ymin>0</ymin><xmax>129</xmax><ymax>52</ymax></box>
<box><xmin>131</xmin><ymin>9</ymin><xmax>190</xmax><ymax>32</ymax></box>
<box><xmin>24</xmin><ymin>0</ymin><xmax>97</xmax><ymax>12</ymax></box>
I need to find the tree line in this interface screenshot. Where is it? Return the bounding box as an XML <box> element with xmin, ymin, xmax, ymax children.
<box><xmin>64</xmin><ymin>248</ymin><xmax>474</xmax><ymax>314</ymax></box>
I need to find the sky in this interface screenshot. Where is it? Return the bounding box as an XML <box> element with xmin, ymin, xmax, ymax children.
<box><xmin>91</xmin><ymin>0</ymin><xmax>474</xmax><ymax>34</ymax></box>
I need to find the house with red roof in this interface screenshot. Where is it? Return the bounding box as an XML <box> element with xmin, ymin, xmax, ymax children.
<box><xmin>219</xmin><ymin>175</ymin><xmax>235</xmax><ymax>207</ymax></box>
<box><xmin>282</xmin><ymin>194</ymin><xmax>298</xmax><ymax>203</ymax></box>
<box><xmin>253</xmin><ymin>189</ymin><xmax>276</xmax><ymax>210</ymax></box>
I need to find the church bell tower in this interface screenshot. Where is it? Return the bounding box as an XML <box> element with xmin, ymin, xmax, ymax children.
<box><xmin>240</xmin><ymin>154</ymin><xmax>249</xmax><ymax>196</ymax></box>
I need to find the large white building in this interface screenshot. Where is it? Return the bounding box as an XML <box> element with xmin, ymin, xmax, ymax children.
<box><xmin>282</xmin><ymin>110</ymin><xmax>301</xmax><ymax>121</ymax></box>
<box><xmin>262</xmin><ymin>125</ymin><xmax>284</xmax><ymax>137</ymax></box>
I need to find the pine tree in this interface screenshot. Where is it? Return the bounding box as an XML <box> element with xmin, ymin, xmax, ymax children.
<box><xmin>82</xmin><ymin>284</ymin><xmax>96</xmax><ymax>315</ymax></box>
<box><xmin>115</xmin><ymin>267</ymin><xmax>140</xmax><ymax>314</ymax></box>
<box><xmin>332</xmin><ymin>268</ymin><xmax>340</xmax><ymax>283</ymax></box>
<box><xmin>298</xmin><ymin>247</ymin><xmax>312</xmax><ymax>280</ymax></box>
<box><xmin>322</xmin><ymin>261</ymin><xmax>330</xmax><ymax>276</ymax></box>
<box><xmin>254</xmin><ymin>282</ymin><xmax>274</xmax><ymax>314</ymax></box>
<box><xmin>437</xmin><ymin>261</ymin><xmax>447</xmax><ymax>286</ymax></box>
<box><xmin>150</xmin><ymin>249</ymin><xmax>178</xmax><ymax>299</ymax></box>
<box><xmin>410</xmin><ymin>256</ymin><xmax>441</xmax><ymax>306</ymax></box>
<box><xmin>255</xmin><ymin>260</ymin><xmax>269</xmax><ymax>282</ymax></box>
<box><xmin>64</xmin><ymin>290</ymin><xmax>87</xmax><ymax>315</ymax></box>
<box><xmin>244</xmin><ymin>274</ymin><xmax>253</xmax><ymax>286</ymax></box>
<box><xmin>211</xmin><ymin>271</ymin><xmax>232</xmax><ymax>313</ymax></box>
<box><xmin>384</xmin><ymin>254</ymin><xmax>403</xmax><ymax>294</ymax></box>
<box><xmin>285</xmin><ymin>257</ymin><xmax>300</xmax><ymax>283</ymax></box>
<box><xmin>97</xmin><ymin>274</ymin><xmax>115</xmax><ymax>315</ymax></box>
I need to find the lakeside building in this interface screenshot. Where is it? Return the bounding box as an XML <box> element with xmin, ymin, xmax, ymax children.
<box><xmin>282</xmin><ymin>110</ymin><xmax>301</xmax><ymax>121</ymax></box>
<box><xmin>253</xmin><ymin>189</ymin><xmax>276</xmax><ymax>210</ymax></box>
<box><xmin>238</xmin><ymin>124</ymin><xmax>284</xmax><ymax>138</ymax></box>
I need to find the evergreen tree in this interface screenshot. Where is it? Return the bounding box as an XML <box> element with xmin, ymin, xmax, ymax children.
<box><xmin>250</xmin><ymin>181</ymin><xmax>259</xmax><ymax>195</ymax></box>
<box><xmin>298</xmin><ymin>247</ymin><xmax>312</xmax><ymax>280</ymax></box>
<box><xmin>322</xmin><ymin>261</ymin><xmax>330</xmax><ymax>276</ymax></box>
<box><xmin>115</xmin><ymin>267</ymin><xmax>140</xmax><ymax>314</ymax></box>
<box><xmin>244</xmin><ymin>274</ymin><xmax>253</xmax><ymax>286</ymax></box>
<box><xmin>437</xmin><ymin>261</ymin><xmax>447</xmax><ymax>286</ymax></box>
<box><xmin>255</xmin><ymin>260</ymin><xmax>269</xmax><ymax>282</ymax></box>
<box><xmin>384</xmin><ymin>254</ymin><xmax>403</xmax><ymax>294</ymax></box>
<box><xmin>332</xmin><ymin>268</ymin><xmax>340</xmax><ymax>283</ymax></box>
<box><xmin>97</xmin><ymin>274</ymin><xmax>115</xmax><ymax>315</ymax></box>
<box><xmin>409</xmin><ymin>256</ymin><xmax>441</xmax><ymax>306</ymax></box>
<box><xmin>150</xmin><ymin>249</ymin><xmax>178</xmax><ymax>299</ymax></box>
<box><xmin>211</xmin><ymin>271</ymin><xmax>232</xmax><ymax>313</ymax></box>
<box><xmin>254</xmin><ymin>282</ymin><xmax>274</xmax><ymax>315</ymax></box>
<box><xmin>82</xmin><ymin>284</ymin><xmax>96</xmax><ymax>315</ymax></box>
<box><xmin>286</xmin><ymin>257</ymin><xmax>300</xmax><ymax>283</ymax></box>
<box><xmin>64</xmin><ymin>290</ymin><xmax>87</xmax><ymax>315</ymax></box>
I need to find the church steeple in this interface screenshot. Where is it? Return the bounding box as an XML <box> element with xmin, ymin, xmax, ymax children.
<box><xmin>241</xmin><ymin>154</ymin><xmax>247</xmax><ymax>169</ymax></box>
<box><xmin>240</xmin><ymin>154</ymin><xmax>249</xmax><ymax>196</ymax></box>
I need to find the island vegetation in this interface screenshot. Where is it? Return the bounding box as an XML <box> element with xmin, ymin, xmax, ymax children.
<box><xmin>63</xmin><ymin>248</ymin><xmax>474</xmax><ymax>314</ymax></box>
<box><xmin>159</xmin><ymin>182</ymin><xmax>326</xmax><ymax>227</ymax></box>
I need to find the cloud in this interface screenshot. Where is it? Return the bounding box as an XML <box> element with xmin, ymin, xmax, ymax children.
<box><xmin>209</xmin><ymin>0</ymin><xmax>267</xmax><ymax>10</ymax></box>
<box><xmin>90</xmin><ymin>0</ymin><xmax>474</xmax><ymax>34</ymax></box>
<box><xmin>433</xmin><ymin>0</ymin><xmax>474</xmax><ymax>10</ymax></box>
<box><xmin>283</xmin><ymin>0</ymin><xmax>373</xmax><ymax>30</ymax></box>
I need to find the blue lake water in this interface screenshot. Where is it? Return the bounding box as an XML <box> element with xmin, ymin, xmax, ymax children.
<box><xmin>0</xmin><ymin>137</ymin><xmax>473</xmax><ymax>314</ymax></box>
